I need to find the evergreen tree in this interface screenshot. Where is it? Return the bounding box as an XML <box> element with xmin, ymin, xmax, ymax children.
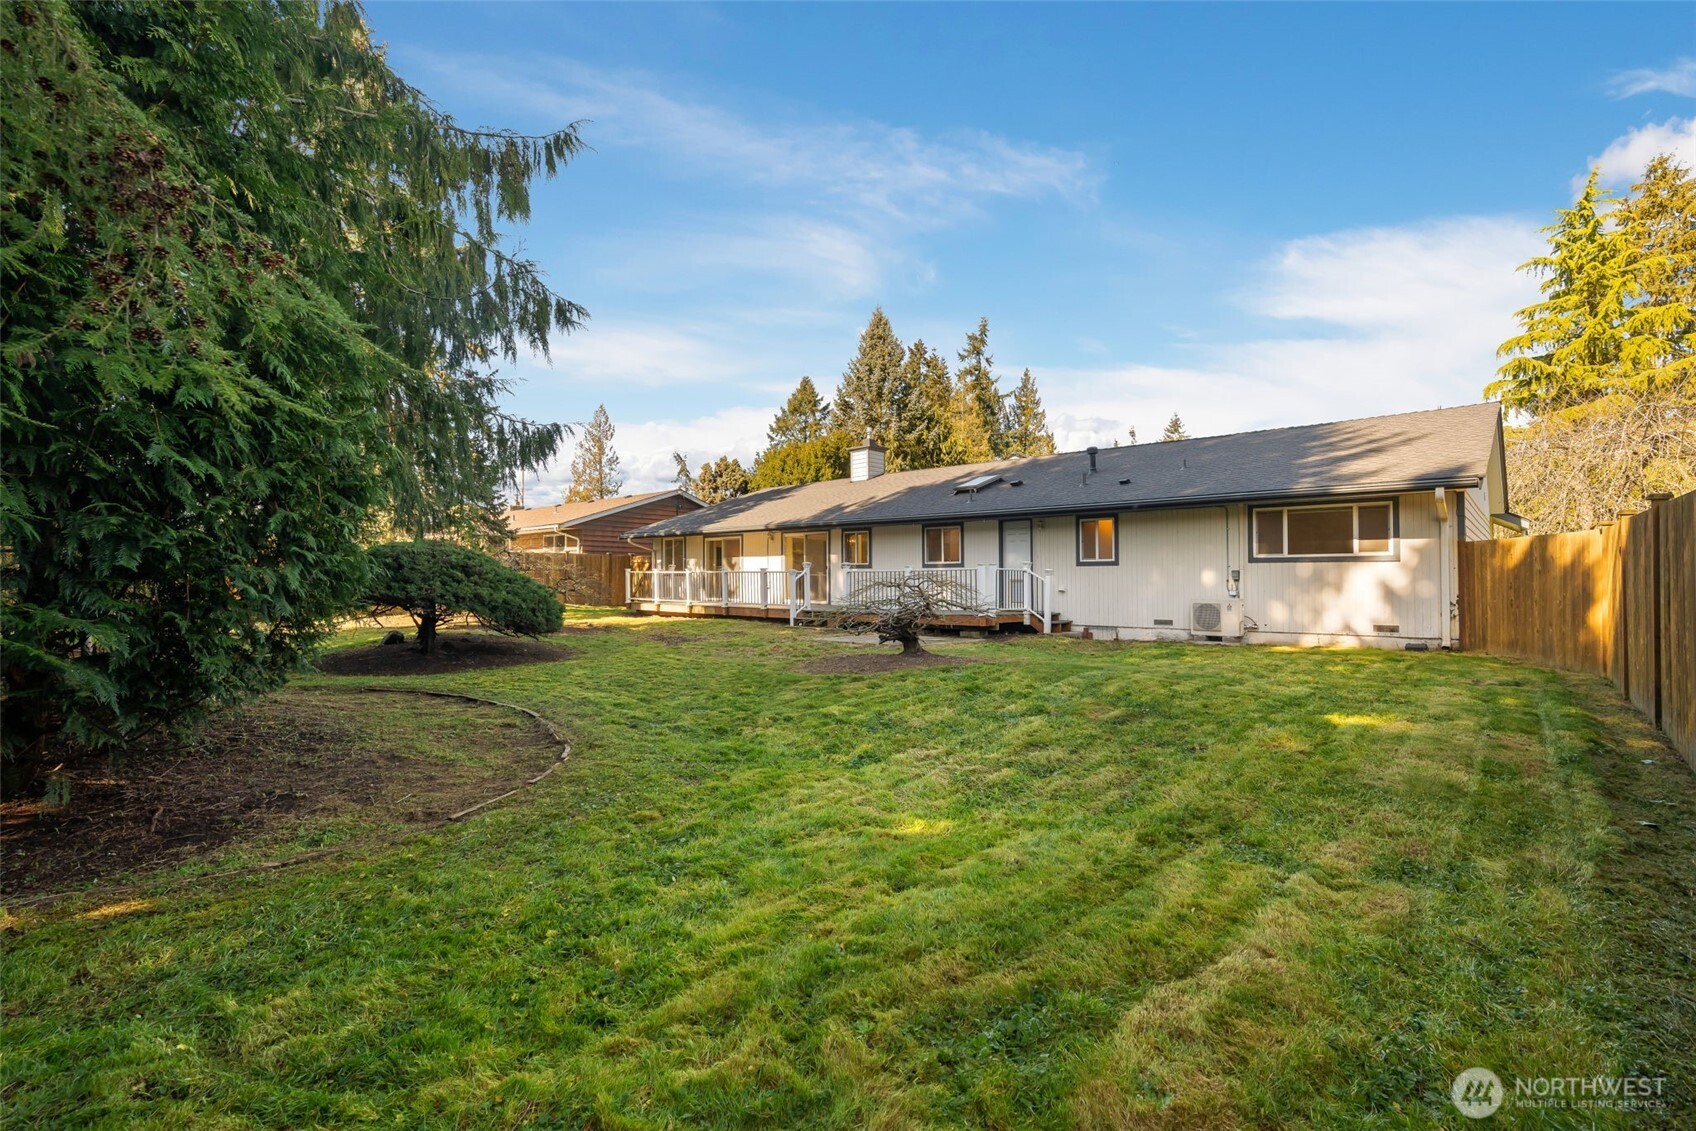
<box><xmin>1617</xmin><ymin>155</ymin><xmax>1696</xmax><ymax>388</ymax></box>
<box><xmin>672</xmin><ymin>451</ymin><xmax>694</xmax><ymax>489</ymax></box>
<box><xmin>1160</xmin><ymin>414</ymin><xmax>1190</xmax><ymax>442</ymax></box>
<box><xmin>1127</xmin><ymin>425</ymin><xmax>1139</xmax><ymax>445</ymax></box>
<box><xmin>750</xmin><ymin>433</ymin><xmax>851</xmax><ymax>489</ymax></box>
<box><xmin>1003</xmin><ymin>369</ymin><xmax>1057</xmax><ymax>456</ymax></box>
<box><xmin>767</xmin><ymin>377</ymin><xmax>833</xmax><ymax>447</ymax></box>
<box><xmin>834</xmin><ymin>308</ymin><xmax>909</xmax><ymax>447</ymax></box>
<box><xmin>949</xmin><ymin>317</ymin><xmax>1004</xmax><ymax>461</ymax></box>
<box><xmin>890</xmin><ymin>340</ymin><xmax>954</xmax><ymax>470</ymax></box>
<box><xmin>1488</xmin><ymin>171</ymin><xmax>1638</xmax><ymax>412</ymax></box>
<box><xmin>690</xmin><ymin>456</ymin><xmax>751</xmax><ymax>503</ymax></box>
<box><xmin>566</xmin><ymin>406</ymin><xmax>624</xmax><ymax>501</ymax></box>
<box><xmin>1</xmin><ymin>1</ymin><xmax>582</xmax><ymax>776</ymax></box>
<box><xmin>1490</xmin><ymin>157</ymin><xmax>1696</xmax><ymax>532</ymax></box>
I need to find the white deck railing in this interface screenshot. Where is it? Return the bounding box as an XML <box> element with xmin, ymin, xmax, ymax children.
<box><xmin>630</xmin><ymin>564</ymin><xmax>1051</xmax><ymax>632</ymax></box>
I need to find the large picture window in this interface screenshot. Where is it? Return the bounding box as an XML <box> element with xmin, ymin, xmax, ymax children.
<box><xmin>843</xmin><ymin>529</ymin><xmax>871</xmax><ymax>567</ymax></box>
<box><xmin>923</xmin><ymin>524</ymin><xmax>963</xmax><ymax>567</ymax></box>
<box><xmin>1077</xmin><ymin>515</ymin><xmax>1117</xmax><ymax>564</ymax></box>
<box><xmin>1252</xmin><ymin>501</ymin><xmax>1397</xmax><ymax>560</ymax></box>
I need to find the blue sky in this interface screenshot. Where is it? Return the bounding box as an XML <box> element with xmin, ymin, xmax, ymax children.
<box><xmin>363</xmin><ymin>2</ymin><xmax>1696</xmax><ymax>499</ymax></box>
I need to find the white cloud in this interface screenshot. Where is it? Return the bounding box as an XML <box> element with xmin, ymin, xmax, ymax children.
<box><xmin>1034</xmin><ymin>217</ymin><xmax>1545</xmax><ymax>450</ymax></box>
<box><xmin>1583</xmin><ymin>117</ymin><xmax>1696</xmax><ymax>190</ymax></box>
<box><xmin>1608</xmin><ymin>58</ymin><xmax>1696</xmax><ymax>98</ymax></box>
<box><xmin>398</xmin><ymin>48</ymin><xmax>1092</xmax><ymax>299</ymax></box>
<box><xmin>531</xmin><ymin>320</ymin><xmax>755</xmax><ymax>388</ymax></box>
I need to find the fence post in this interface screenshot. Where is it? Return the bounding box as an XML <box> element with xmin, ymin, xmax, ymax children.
<box><xmin>1648</xmin><ymin>492</ymin><xmax>1670</xmax><ymax>730</ymax></box>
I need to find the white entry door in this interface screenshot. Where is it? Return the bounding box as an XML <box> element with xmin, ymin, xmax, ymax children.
<box><xmin>1000</xmin><ymin>520</ymin><xmax>1032</xmax><ymax>608</ymax></box>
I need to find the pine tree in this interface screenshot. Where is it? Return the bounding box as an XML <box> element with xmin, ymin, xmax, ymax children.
<box><xmin>767</xmin><ymin>377</ymin><xmax>833</xmax><ymax>447</ymax></box>
<box><xmin>566</xmin><ymin>406</ymin><xmax>624</xmax><ymax>501</ymax></box>
<box><xmin>890</xmin><ymin>340</ymin><xmax>954</xmax><ymax>470</ymax></box>
<box><xmin>834</xmin><ymin>308</ymin><xmax>909</xmax><ymax>447</ymax></box>
<box><xmin>1160</xmin><ymin>414</ymin><xmax>1189</xmax><ymax>442</ymax></box>
<box><xmin>672</xmin><ymin>451</ymin><xmax>694</xmax><ymax>489</ymax></box>
<box><xmin>949</xmin><ymin>317</ymin><xmax>1004</xmax><ymax>461</ymax></box>
<box><xmin>1127</xmin><ymin>425</ymin><xmax>1139</xmax><ymax>445</ymax></box>
<box><xmin>1003</xmin><ymin>369</ymin><xmax>1057</xmax><ymax>456</ymax></box>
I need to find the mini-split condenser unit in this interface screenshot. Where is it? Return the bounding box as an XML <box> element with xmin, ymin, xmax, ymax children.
<box><xmin>1190</xmin><ymin>600</ymin><xmax>1243</xmax><ymax>639</ymax></box>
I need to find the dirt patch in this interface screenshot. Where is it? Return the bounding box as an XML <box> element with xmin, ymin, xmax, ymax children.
<box><xmin>313</xmin><ymin>631</ymin><xmax>572</xmax><ymax>676</ymax></box>
<box><xmin>643</xmin><ymin>631</ymin><xmax>697</xmax><ymax>646</ymax></box>
<box><xmin>1</xmin><ymin>689</ymin><xmax>562</xmax><ymax>896</ymax></box>
<box><xmin>800</xmin><ymin>649</ymin><xmax>977</xmax><ymax>675</ymax></box>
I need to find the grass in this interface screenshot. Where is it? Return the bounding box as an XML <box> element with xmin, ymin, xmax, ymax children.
<box><xmin>4</xmin><ymin>611</ymin><xmax>1692</xmax><ymax>1128</ymax></box>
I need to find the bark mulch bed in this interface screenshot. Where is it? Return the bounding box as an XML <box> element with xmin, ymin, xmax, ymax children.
<box><xmin>799</xmin><ymin>650</ymin><xmax>977</xmax><ymax>675</ymax></box>
<box><xmin>1</xmin><ymin>688</ymin><xmax>561</xmax><ymax>896</ymax></box>
<box><xmin>313</xmin><ymin>631</ymin><xmax>573</xmax><ymax>676</ymax></box>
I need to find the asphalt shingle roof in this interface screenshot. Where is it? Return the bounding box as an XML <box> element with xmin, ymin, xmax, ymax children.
<box><xmin>626</xmin><ymin>403</ymin><xmax>1503</xmax><ymax>538</ymax></box>
<box><xmin>506</xmin><ymin>490</ymin><xmax>687</xmax><ymax>532</ymax></box>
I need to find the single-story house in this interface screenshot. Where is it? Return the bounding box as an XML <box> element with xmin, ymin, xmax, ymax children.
<box><xmin>507</xmin><ymin>489</ymin><xmax>702</xmax><ymax>556</ymax></box>
<box><xmin>623</xmin><ymin>403</ymin><xmax>1522</xmax><ymax>649</ymax></box>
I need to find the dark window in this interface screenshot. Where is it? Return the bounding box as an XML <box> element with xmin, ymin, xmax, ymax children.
<box><xmin>1251</xmin><ymin>501</ymin><xmax>1398</xmax><ymax>559</ymax></box>
<box><xmin>1287</xmin><ymin>507</ymin><xmax>1354</xmax><ymax>555</ymax></box>
<box><xmin>1078</xmin><ymin>516</ymin><xmax>1117</xmax><ymax>563</ymax></box>
<box><xmin>1357</xmin><ymin>504</ymin><xmax>1392</xmax><ymax>554</ymax></box>
<box><xmin>923</xmin><ymin>525</ymin><xmax>963</xmax><ymax>566</ymax></box>
<box><xmin>843</xmin><ymin>529</ymin><xmax>871</xmax><ymax>567</ymax></box>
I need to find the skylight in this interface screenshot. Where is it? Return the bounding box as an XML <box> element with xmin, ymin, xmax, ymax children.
<box><xmin>953</xmin><ymin>473</ymin><xmax>1003</xmax><ymax>493</ymax></box>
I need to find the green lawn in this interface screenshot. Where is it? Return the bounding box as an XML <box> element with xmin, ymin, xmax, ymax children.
<box><xmin>5</xmin><ymin>612</ymin><xmax>1692</xmax><ymax>1128</ymax></box>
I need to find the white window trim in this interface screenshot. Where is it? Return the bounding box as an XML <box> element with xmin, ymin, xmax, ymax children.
<box><xmin>1250</xmin><ymin>499</ymin><xmax>1400</xmax><ymax>562</ymax></box>
<box><xmin>842</xmin><ymin>528</ymin><xmax>872</xmax><ymax>568</ymax></box>
<box><xmin>922</xmin><ymin>524</ymin><xmax>964</xmax><ymax>567</ymax></box>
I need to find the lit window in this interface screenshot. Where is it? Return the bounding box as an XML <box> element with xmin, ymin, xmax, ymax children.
<box><xmin>923</xmin><ymin>525</ymin><xmax>963</xmax><ymax>566</ymax></box>
<box><xmin>1252</xmin><ymin>502</ymin><xmax>1397</xmax><ymax>559</ymax></box>
<box><xmin>1078</xmin><ymin>516</ymin><xmax>1117</xmax><ymax>564</ymax></box>
<box><xmin>843</xmin><ymin>529</ymin><xmax>871</xmax><ymax>567</ymax></box>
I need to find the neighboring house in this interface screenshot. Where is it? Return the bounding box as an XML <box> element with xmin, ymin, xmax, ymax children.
<box><xmin>624</xmin><ymin>403</ymin><xmax>1524</xmax><ymax>649</ymax></box>
<box><xmin>507</xmin><ymin>490</ymin><xmax>702</xmax><ymax>557</ymax></box>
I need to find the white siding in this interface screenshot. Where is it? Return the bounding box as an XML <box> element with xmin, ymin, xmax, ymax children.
<box><xmin>660</xmin><ymin>489</ymin><xmax>1456</xmax><ymax>647</ymax></box>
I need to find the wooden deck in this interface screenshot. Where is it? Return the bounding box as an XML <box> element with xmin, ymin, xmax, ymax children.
<box><xmin>626</xmin><ymin>601</ymin><xmax>1055</xmax><ymax>633</ymax></box>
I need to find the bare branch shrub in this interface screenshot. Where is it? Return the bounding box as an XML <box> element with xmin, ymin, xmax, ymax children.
<box><xmin>1506</xmin><ymin>393</ymin><xmax>1696</xmax><ymax>532</ymax></box>
<box><xmin>831</xmin><ymin>573</ymin><xmax>984</xmax><ymax>655</ymax></box>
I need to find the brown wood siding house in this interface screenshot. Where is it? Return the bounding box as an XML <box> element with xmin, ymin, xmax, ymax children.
<box><xmin>506</xmin><ymin>490</ymin><xmax>703</xmax><ymax>556</ymax></box>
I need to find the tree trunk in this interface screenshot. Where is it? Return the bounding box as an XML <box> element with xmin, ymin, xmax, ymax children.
<box><xmin>900</xmin><ymin>633</ymin><xmax>924</xmax><ymax>656</ymax></box>
<box><xmin>416</xmin><ymin>601</ymin><xmax>437</xmax><ymax>654</ymax></box>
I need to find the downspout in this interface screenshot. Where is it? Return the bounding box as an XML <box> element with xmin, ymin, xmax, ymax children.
<box><xmin>1434</xmin><ymin>488</ymin><xmax>1452</xmax><ymax>649</ymax></box>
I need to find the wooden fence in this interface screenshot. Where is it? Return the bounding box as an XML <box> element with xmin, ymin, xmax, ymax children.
<box><xmin>508</xmin><ymin>551</ymin><xmax>638</xmax><ymax>608</ymax></box>
<box><xmin>1458</xmin><ymin>490</ymin><xmax>1695</xmax><ymax>769</ymax></box>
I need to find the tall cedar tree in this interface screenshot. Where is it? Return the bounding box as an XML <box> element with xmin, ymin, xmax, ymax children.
<box><xmin>0</xmin><ymin>1</ymin><xmax>581</xmax><ymax>777</ymax></box>
<box><xmin>566</xmin><ymin>405</ymin><xmax>624</xmax><ymax>501</ymax></box>
<box><xmin>1489</xmin><ymin>171</ymin><xmax>1640</xmax><ymax>412</ymax></box>
<box><xmin>1160</xmin><ymin>414</ymin><xmax>1190</xmax><ymax>441</ymax></box>
<box><xmin>1491</xmin><ymin>158</ymin><xmax>1696</xmax><ymax>531</ymax></box>
<box><xmin>1003</xmin><ymin>368</ymin><xmax>1057</xmax><ymax>456</ymax></box>
<box><xmin>951</xmin><ymin>318</ymin><xmax>1005</xmax><ymax>461</ymax></box>
<box><xmin>891</xmin><ymin>340</ymin><xmax>955</xmax><ymax>470</ymax></box>
<box><xmin>767</xmin><ymin>377</ymin><xmax>832</xmax><ymax>446</ymax></box>
<box><xmin>834</xmin><ymin>308</ymin><xmax>910</xmax><ymax>448</ymax></box>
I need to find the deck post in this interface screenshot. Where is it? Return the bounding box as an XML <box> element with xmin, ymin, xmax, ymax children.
<box><xmin>977</xmin><ymin>564</ymin><xmax>995</xmax><ymax>612</ymax></box>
